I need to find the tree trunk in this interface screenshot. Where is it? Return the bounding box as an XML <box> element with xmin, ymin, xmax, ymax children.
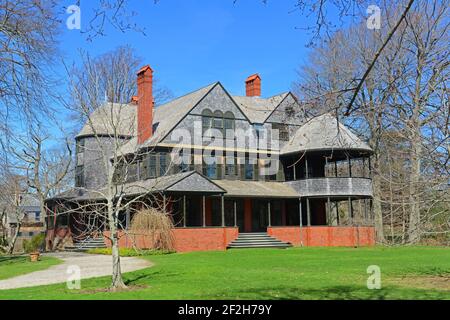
<box><xmin>108</xmin><ymin>201</ymin><xmax>126</xmax><ymax>290</ymax></box>
<box><xmin>372</xmin><ymin>157</ymin><xmax>384</xmax><ymax>243</ymax></box>
<box><xmin>7</xmin><ymin>221</ymin><xmax>21</xmax><ymax>254</ymax></box>
<box><xmin>408</xmin><ymin>139</ymin><xmax>422</xmax><ymax>243</ymax></box>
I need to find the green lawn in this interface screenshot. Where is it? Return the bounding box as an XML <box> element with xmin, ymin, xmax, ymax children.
<box><xmin>0</xmin><ymin>255</ymin><xmax>62</xmax><ymax>280</ymax></box>
<box><xmin>0</xmin><ymin>247</ymin><xmax>449</xmax><ymax>299</ymax></box>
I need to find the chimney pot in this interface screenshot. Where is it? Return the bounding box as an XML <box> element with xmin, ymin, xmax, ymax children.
<box><xmin>245</xmin><ymin>74</ymin><xmax>261</xmax><ymax>97</ymax></box>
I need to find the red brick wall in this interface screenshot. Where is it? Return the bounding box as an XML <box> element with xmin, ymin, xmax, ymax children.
<box><xmin>268</xmin><ymin>226</ymin><xmax>375</xmax><ymax>247</ymax></box>
<box><xmin>104</xmin><ymin>227</ymin><xmax>239</xmax><ymax>252</ymax></box>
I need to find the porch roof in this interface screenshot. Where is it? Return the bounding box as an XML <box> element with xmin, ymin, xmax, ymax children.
<box><xmin>214</xmin><ymin>180</ymin><xmax>299</xmax><ymax>198</ymax></box>
<box><xmin>48</xmin><ymin>171</ymin><xmax>226</xmax><ymax>202</ymax></box>
<box><xmin>121</xmin><ymin>171</ymin><xmax>226</xmax><ymax>196</ymax></box>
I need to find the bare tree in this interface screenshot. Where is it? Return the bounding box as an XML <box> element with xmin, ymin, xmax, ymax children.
<box><xmin>62</xmin><ymin>46</ymin><xmax>175</xmax><ymax>289</ymax></box>
<box><xmin>0</xmin><ymin>171</ymin><xmax>28</xmax><ymax>253</ymax></box>
<box><xmin>294</xmin><ymin>0</ymin><xmax>449</xmax><ymax>244</ymax></box>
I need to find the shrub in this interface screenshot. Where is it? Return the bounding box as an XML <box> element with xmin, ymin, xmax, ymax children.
<box><xmin>23</xmin><ymin>234</ymin><xmax>45</xmax><ymax>253</ymax></box>
<box><xmin>129</xmin><ymin>208</ymin><xmax>175</xmax><ymax>251</ymax></box>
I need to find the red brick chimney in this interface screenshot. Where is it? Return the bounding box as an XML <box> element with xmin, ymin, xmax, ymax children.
<box><xmin>245</xmin><ymin>74</ymin><xmax>261</xmax><ymax>97</ymax></box>
<box><xmin>136</xmin><ymin>65</ymin><xmax>154</xmax><ymax>144</ymax></box>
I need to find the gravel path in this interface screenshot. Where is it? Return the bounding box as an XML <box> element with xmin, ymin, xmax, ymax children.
<box><xmin>0</xmin><ymin>252</ymin><xmax>152</xmax><ymax>290</ymax></box>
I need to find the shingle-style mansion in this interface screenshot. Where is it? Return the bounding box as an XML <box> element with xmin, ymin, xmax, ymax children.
<box><xmin>46</xmin><ymin>65</ymin><xmax>375</xmax><ymax>252</ymax></box>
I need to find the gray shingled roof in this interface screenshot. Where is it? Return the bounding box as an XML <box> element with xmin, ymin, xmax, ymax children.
<box><xmin>117</xmin><ymin>82</ymin><xmax>217</xmax><ymax>155</ymax></box>
<box><xmin>49</xmin><ymin>171</ymin><xmax>225</xmax><ymax>201</ymax></box>
<box><xmin>281</xmin><ymin>113</ymin><xmax>372</xmax><ymax>154</ymax></box>
<box><xmin>214</xmin><ymin>180</ymin><xmax>299</xmax><ymax>198</ymax></box>
<box><xmin>232</xmin><ymin>93</ymin><xmax>288</xmax><ymax>123</ymax></box>
<box><xmin>77</xmin><ymin>102</ymin><xmax>137</xmax><ymax>138</ymax></box>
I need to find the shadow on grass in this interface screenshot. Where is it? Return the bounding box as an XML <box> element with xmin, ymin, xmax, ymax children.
<box><xmin>0</xmin><ymin>255</ymin><xmax>27</xmax><ymax>264</ymax></box>
<box><xmin>208</xmin><ymin>285</ymin><xmax>449</xmax><ymax>300</ymax></box>
<box><xmin>124</xmin><ymin>270</ymin><xmax>183</xmax><ymax>286</ymax></box>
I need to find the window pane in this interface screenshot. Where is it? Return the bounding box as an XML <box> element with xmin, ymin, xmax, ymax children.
<box><xmin>245</xmin><ymin>162</ymin><xmax>253</xmax><ymax>180</ymax></box>
<box><xmin>149</xmin><ymin>155</ymin><xmax>157</xmax><ymax>177</ymax></box>
<box><xmin>213</xmin><ymin>117</ymin><xmax>223</xmax><ymax>129</ymax></box>
<box><xmin>159</xmin><ymin>153</ymin><xmax>167</xmax><ymax>176</ymax></box>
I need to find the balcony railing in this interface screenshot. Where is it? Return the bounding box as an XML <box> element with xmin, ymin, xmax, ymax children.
<box><xmin>286</xmin><ymin>177</ymin><xmax>373</xmax><ymax>197</ymax></box>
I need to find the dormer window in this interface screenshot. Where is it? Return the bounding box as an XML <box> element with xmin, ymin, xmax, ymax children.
<box><xmin>272</xmin><ymin>123</ymin><xmax>289</xmax><ymax>141</ymax></box>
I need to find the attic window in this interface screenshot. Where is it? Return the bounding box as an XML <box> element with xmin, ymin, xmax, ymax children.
<box><xmin>272</xmin><ymin>123</ymin><xmax>289</xmax><ymax>141</ymax></box>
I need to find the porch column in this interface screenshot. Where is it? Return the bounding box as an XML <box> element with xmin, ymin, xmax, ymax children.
<box><xmin>334</xmin><ymin>160</ymin><xmax>338</xmax><ymax>177</ymax></box>
<box><xmin>163</xmin><ymin>193</ymin><xmax>166</xmax><ymax>212</ymax></box>
<box><xmin>364</xmin><ymin>198</ymin><xmax>368</xmax><ymax>222</ymax></box>
<box><xmin>305</xmin><ymin>154</ymin><xmax>309</xmax><ymax>179</ymax></box>
<box><xmin>348</xmin><ymin>197</ymin><xmax>353</xmax><ymax>224</ymax></box>
<box><xmin>299</xmin><ymin>197</ymin><xmax>303</xmax><ymax>246</ymax></box>
<box><xmin>348</xmin><ymin>155</ymin><xmax>352</xmax><ymax>177</ymax></box>
<box><xmin>293</xmin><ymin>159</ymin><xmax>297</xmax><ymax>180</ymax></box>
<box><xmin>221</xmin><ymin>195</ymin><xmax>225</xmax><ymax>227</ymax></box>
<box><xmin>327</xmin><ymin>197</ymin><xmax>331</xmax><ymax>226</ymax></box>
<box><xmin>202</xmin><ymin>195</ymin><xmax>206</xmax><ymax>227</ymax></box>
<box><xmin>306</xmin><ymin>197</ymin><xmax>311</xmax><ymax>226</ymax></box>
<box><xmin>267</xmin><ymin>200</ymin><xmax>271</xmax><ymax>227</ymax></box>
<box><xmin>233</xmin><ymin>200</ymin><xmax>237</xmax><ymax>227</ymax></box>
<box><xmin>299</xmin><ymin>198</ymin><xmax>303</xmax><ymax>227</ymax></box>
<box><xmin>335</xmin><ymin>200</ymin><xmax>340</xmax><ymax>225</ymax></box>
<box><xmin>183</xmin><ymin>195</ymin><xmax>186</xmax><ymax>227</ymax></box>
<box><xmin>362</xmin><ymin>157</ymin><xmax>366</xmax><ymax>177</ymax></box>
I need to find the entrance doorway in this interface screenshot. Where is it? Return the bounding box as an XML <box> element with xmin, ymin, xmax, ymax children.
<box><xmin>251</xmin><ymin>200</ymin><xmax>268</xmax><ymax>232</ymax></box>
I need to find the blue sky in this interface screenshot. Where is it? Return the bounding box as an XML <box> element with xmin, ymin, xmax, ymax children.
<box><xmin>60</xmin><ymin>0</ymin><xmax>316</xmax><ymax>98</ymax></box>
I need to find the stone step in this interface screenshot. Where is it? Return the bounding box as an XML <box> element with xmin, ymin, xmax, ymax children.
<box><xmin>228</xmin><ymin>243</ymin><xmax>291</xmax><ymax>249</ymax></box>
<box><xmin>229</xmin><ymin>238</ymin><xmax>286</xmax><ymax>244</ymax></box>
<box><xmin>227</xmin><ymin>232</ymin><xmax>292</xmax><ymax>249</ymax></box>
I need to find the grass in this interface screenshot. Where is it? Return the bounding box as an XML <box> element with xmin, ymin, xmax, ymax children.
<box><xmin>0</xmin><ymin>255</ymin><xmax>62</xmax><ymax>281</ymax></box>
<box><xmin>86</xmin><ymin>247</ymin><xmax>173</xmax><ymax>256</ymax></box>
<box><xmin>0</xmin><ymin>246</ymin><xmax>449</xmax><ymax>299</ymax></box>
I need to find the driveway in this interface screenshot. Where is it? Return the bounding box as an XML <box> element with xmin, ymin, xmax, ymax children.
<box><xmin>0</xmin><ymin>252</ymin><xmax>152</xmax><ymax>290</ymax></box>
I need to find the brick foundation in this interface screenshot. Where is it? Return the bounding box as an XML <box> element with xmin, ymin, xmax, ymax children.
<box><xmin>104</xmin><ymin>227</ymin><xmax>239</xmax><ymax>253</ymax></box>
<box><xmin>267</xmin><ymin>226</ymin><xmax>375</xmax><ymax>247</ymax></box>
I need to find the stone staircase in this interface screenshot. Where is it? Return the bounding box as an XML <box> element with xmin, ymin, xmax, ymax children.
<box><xmin>227</xmin><ymin>232</ymin><xmax>292</xmax><ymax>249</ymax></box>
<box><xmin>65</xmin><ymin>237</ymin><xmax>107</xmax><ymax>252</ymax></box>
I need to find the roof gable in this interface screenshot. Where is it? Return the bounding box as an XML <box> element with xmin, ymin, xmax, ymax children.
<box><xmin>232</xmin><ymin>93</ymin><xmax>288</xmax><ymax>124</ymax></box>
<box><xmin>166</xmin><ymin>171</ymin><xmax>225</xmax><ymax>193</ymax></box>
<box><xmin>265</xmin><ymin>93</ymin><xmax>306</xmax><ymax>125</ymax></box>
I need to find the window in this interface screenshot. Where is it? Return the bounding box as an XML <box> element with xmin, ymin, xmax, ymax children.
<box><xmin>178</xmin><ymin>151</ymin><xmax>192</xmax><ymax>172</ymax></box>
<box><xmin>203</xmin><ymin>153</ymin><xmax>217</xmax><ymax>179</ymax></box>
<box><xmin>126</xmin><ymin>162</ymin><xmax>138</xmax><ymax>182</ymax></box>
<box><xmin>202</xmin><ymin>109</ymin><xmax>213</xmax><ymax>135</ymax></box>
<box><xmin>75</xmin><ymin>165</ymin><xmax>84</xmax><ymax>187</ymax></box>
<box><xmin>35</xmin><ymin>211</ymin><xmax>40</xmax><ymax>222</ymax></box>
<box><xmin>113</xmin><ymin>163</ymin><xmax>126</xmax><ymax>183</ymax></box>
<box><xmin>224</xmin><ymin>111</ymin><xmax>235</xmax><ymax>137</ymax></box>
<box><xmin>225</xmin><ymin>156</ymin><xmax>236</xmax><ymax>176</ymax></box>
<box><xmin>272</xmin><ymin>123</ymin><xmax>289</xmax><ymax>141</ymax></box>
<box><xmin>75</xmin><ymin>138</ymin><xmax>85</xmax><ymax>154</ymax></box>
<box><xmin>213</xmin><ymin>110</ymin><xmax>223</xmax><ymax>132</ymax></box>
<box><xmin>149</xmin><ymin>154</ymin><xmax>157</xmax><ymax>177</ymax></box>
<box><xmin>203</xmin><ymin>110</ymin><xmax>235</xmax><ymax>138</ymax></box>
<box><xmin>159</xmin><ymin>153</ymin><xmax>167</xmax><ymax>176</ymax></box>
<box><xmin>244</xmin><ymin>158</ymin><xmax>254</xmax><ymax>180</ymax></box>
